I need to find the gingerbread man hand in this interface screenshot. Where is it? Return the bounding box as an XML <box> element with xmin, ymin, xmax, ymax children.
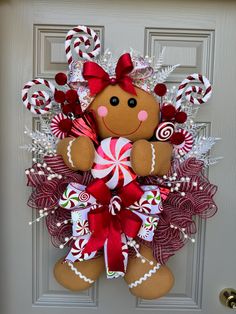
<box><xmin>131</xmin><ymin>140</ymin><xmax>172</xmax><ymax>176</ymax></box>
<box><xmin>57</xmin><ymin>136</ymin><xmax>95</xmax><ymax>171</ymax></box>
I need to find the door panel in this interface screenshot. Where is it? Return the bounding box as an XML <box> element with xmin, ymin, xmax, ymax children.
<box><xmin>1</xmin><ymin>1</ymin><xmax>235</xmax><ymax>314</ymax></box>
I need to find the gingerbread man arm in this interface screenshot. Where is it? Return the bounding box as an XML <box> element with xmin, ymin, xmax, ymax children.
<box><xmin>131</xmin><ymin>140</ymin><xmax>172</xmax><ymax>176</ymax></box>
<box><xmin>57</xmin><ymin>136</ymin><xmax>95</xmax><ymax>171</ymax></box>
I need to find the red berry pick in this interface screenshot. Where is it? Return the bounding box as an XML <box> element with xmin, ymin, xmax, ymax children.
<box><xmin>54</xmin><ymin>90</ymin><xmax>65</xmax><ymax>103</ymax></box>
<box><xmin>55</xmin><ymin>72</ymin><xmax>67</xmax><ymax>86</ymax></box>
<box><xmin>65</xmin><ymin>89</ymin><xmax>78</xmax><ymax>104</ymax></box>
<box><xmin>154</xmin><ymin>83</ymin><xmax>167</xmax><ymax>97</ymax></box>
<box><xmin>175</xmin><ymin>111</ymin><xmax>187</xmax><ymax>124</ymax></box>
<box><xmin>161</xmin><ymin>104</ymin><xmax>176</xmax><ymax>120</ymax></box>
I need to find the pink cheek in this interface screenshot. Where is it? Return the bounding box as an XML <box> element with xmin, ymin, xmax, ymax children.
<box><xmin>138</xmin><ymin>110</ymin><xmax>148</xmax><ymax>121</ymax></box>
<box><xmin>97</xmin><ymin>106</ymin><xmax>108</xmax><ymax>117</ymax></box>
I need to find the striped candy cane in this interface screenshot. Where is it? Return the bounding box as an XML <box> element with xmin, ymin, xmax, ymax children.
<box><xmin>175</xmin><ymin>73</ymin><xmax>212</xmax><ymax>109</ymax></box>
<box><xmin>22</xmin><ymin>79</ymin><xmax>55</xmax><ymax>114</ymax></box>
<box><xmin>65</xmin><ymin>25</ymin><xmax>101</xmax><ymax>65</ymax></box>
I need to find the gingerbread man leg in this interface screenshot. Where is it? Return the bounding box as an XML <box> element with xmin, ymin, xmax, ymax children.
<box><xmin>124</xmin><ymin>245</ymin><xmax>174</xmax><ymax>299</ymax></box>
<box><xmin>54</xmin><ymin>256</ymin><xmax>105</xmax><ymax>291</ymax></box>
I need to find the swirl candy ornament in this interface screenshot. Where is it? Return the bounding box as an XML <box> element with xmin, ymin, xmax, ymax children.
<box><xmin>91</xmin><ymin>137</ymin><xmax>137</xmax><ymax>189</ymax></box>
<box><xmin>155</xmin><ymin>122</ymin><xmax>175</xmax><ymax>141</ymax></box>
<box><xmin>51</xmin><ymin>113</ymin><xmax>69</xmax><ymax>139</ymax></box>
<box><xmin>65</xmin><ymin>25</ymin><xmax>101</xmax><ymax>65</ymax></box>
<box><xmin>173</xmin><ymin>129</ymin><xmax>193</xmax><ymax>155</ymax></box>
<box><xmin>22</xmin><ymin>79</ymin><xmax>55</xmax><ymax>114</ymax></box>
<box><xmin>175</xmin><ymin>73</ymin><xmax>212</xmax><ymax>109</ymax></box>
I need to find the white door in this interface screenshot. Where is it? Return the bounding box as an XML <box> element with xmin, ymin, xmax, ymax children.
<box><xmin>1</xmin><ymin>1</ymin><xmax>235</xmax><ymax>313</ymax></box>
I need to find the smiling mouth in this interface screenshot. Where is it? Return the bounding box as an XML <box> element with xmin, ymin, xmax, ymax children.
<box><xmin>102</xmin><ymin>118</ymin><xmax>142</xmax><ymax>136</ymax></box>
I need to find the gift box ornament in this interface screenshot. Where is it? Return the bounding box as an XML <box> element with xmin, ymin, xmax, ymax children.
<box><xmin>22</xmin><ymin>25</ymin><xmax>218</xmax><ymax>300</ymax></box>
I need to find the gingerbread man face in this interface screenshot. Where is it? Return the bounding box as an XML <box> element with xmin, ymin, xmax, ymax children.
<box><xmin>90</xmin><ymin>85</ymin><xmax>159</xmax><ymax>141</ymax></box>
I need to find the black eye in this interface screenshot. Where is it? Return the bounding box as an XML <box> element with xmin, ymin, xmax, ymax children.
<box><xmin>110</xmin><ymin>96</ymin><xmax>119</xmax><ymax>106</ymax></box>
<box><xmin>128</xmin><ymin>98</ymin><xmax>137</xmax><ymax>108</ymax></box>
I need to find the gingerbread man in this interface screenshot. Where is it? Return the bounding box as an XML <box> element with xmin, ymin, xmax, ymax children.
<box><xmin>54</xmin><ymin>79</ymin><xmax>174</xmax><ymax>299</ymax></box>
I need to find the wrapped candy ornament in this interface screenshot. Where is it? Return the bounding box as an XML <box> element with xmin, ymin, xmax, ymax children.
<box><xmin>22</xmin><ymin>25</ymin><xmax>218</xmax><ymax>300</ymax></box>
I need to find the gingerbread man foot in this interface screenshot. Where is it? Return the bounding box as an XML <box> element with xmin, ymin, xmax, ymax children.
<box><xmin>124</xmin><ymin>245</ymin><xmax>174</xmax><ymax>299</ymax></box>
<box><xmin>54</xmin><ymin>255</ymin><xmax>105</xmax><ymax>291</ymax></box>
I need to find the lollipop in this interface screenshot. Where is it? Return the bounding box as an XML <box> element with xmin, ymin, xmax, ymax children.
<box><xmin>175</xmin><ymin>73</ymin><xmax>212</xmax><ymax>109</ymax></box>
<box><xmin>22</xmin><ymin>79</ymin><xmax>55</xmax><ymax>114</ymax></box>
<box><xmin>65</xmin><ymin>25</ymin><xmax>101</xmax><ymax>65</ymax></box>
<box><xmin>173</xmin><ymin>129</ymin><xmax>193</xmax><ymax>155</ymax></box>
<box><xmin>91</xmin><ymin>137</ymin><xmax>137</xmax><ymax>190</ymax></box>
<box><xmin>155</xmin><ymin>122</ymin><xmax>175</xmax><ymax>141</ymax></box>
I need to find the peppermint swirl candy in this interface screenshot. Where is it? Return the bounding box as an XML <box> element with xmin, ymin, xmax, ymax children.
<box><xmin>22</xmin><ymin>79</ymin><xmax>55</xmax><ymax>114</ymax></box>
<box><xmin>65</xmin><ymin>25</ymin><xmax>101</xmax><ymax>65</ymax></box>
<box><xmin>71</xmin><ymin>237</ymin><xmax>96</xmax><ymax>260</ymax></box>
<box><xmin>144</xmin><ymin>217</ymin><xmax>159</xmax><ymax>231</ymax></box>
<box><xmin>91</xmin><ymin>137</ymin><xmax>137</xmax><ymax>189</ymax></box>
<box><xmin>155</xmin><ymin>122</ymin><xmax>175</xmax><ymax>141</ymax></box>
<box><xmin>60</xmin><ymin>188</ymin><xmax>79</xmax><ymax>209</ymax></box>
<box><xmin>175</xmin><ymin>73</ymin><xmax>212</xmax><ymax>109</ymax></box>
<box><xmin>76</xmin><ymin>220</ymin><xmax>89</xmax><ymax>236</ymax></box>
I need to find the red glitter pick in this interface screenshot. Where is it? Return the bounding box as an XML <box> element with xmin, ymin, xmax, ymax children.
<box><xmin>154</xmin><ymin>83</ymin><xmax>167</xmax><ymax>97</ymax></box>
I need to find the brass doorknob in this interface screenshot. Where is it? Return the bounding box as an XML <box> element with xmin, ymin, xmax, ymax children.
<box><xmin>219</xmin><ymin>288</ymin><xmax>236</xmax><ymax>309</ymax></box>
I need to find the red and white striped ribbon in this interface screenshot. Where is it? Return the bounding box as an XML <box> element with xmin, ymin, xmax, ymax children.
<box><xmin>65</xmin><ymin>25</ymin><xmax>101</xmax><ymax>65</ymax></box>
<box><xmin>175</xmin><ymin>73</ymin><xmax>212</xmax><ymax>109</ymax></box>
<box><xmin>22</xmin><ymin>79</ymin><xmax>55</xmax><ymax>114</ymax></box>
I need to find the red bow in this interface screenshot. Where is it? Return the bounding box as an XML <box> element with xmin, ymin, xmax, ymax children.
<box><xmin>83</xmin><ymin>53</ymin><xmax>137</xmax><ymax>96</ymax></box>
<box><xmin>83</xmin><ymin>179</ymin><xmax>143</xmax><ymax>272</ymax></box>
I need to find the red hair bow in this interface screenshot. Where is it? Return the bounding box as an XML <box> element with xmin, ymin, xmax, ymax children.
<box><xmin>83</xmin><ymin>53</ymin><xmax>137</xmax><ymax>96</ymax></box>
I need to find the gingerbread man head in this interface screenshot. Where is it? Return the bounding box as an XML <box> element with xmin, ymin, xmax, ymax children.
<box><xmin>90</xmin><ymin>85</ymin><xmax>159</xmax><ymax>141</ymax></box>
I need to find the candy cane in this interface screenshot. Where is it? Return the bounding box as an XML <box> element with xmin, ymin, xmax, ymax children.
<box><xmin>22</xmin><ymin>79</ymin><xmax>55</xmax><ymax>114</ymax></box>
<box><xmin>175</xmin><ymin>73</ymin><xmax>212</xmax><ymax>109</ymax></box>
<box><xmin>31</xmin><ymin>91</ymin><xmax>49</xmax><ymax>107</ymax></box>
<box><xmin>65</xmin><ymin>25</ymin><xmax>101</xmax><ymax>65</ymax></box>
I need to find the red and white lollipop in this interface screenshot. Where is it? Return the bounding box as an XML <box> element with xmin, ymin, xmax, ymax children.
<box><xmin>91</xmin><ymin>137</ymin><xmax>137</xmax><ymax>190</ymax></box>
<box><xmin>173</xmin><ymin>129</ymin><xmax>193</xmax><ymax>155</ymax></box>
<box><xmin>155</xmin><ymin>122</ymin><xmax>175</xmax><ymax>141</ymax></box>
